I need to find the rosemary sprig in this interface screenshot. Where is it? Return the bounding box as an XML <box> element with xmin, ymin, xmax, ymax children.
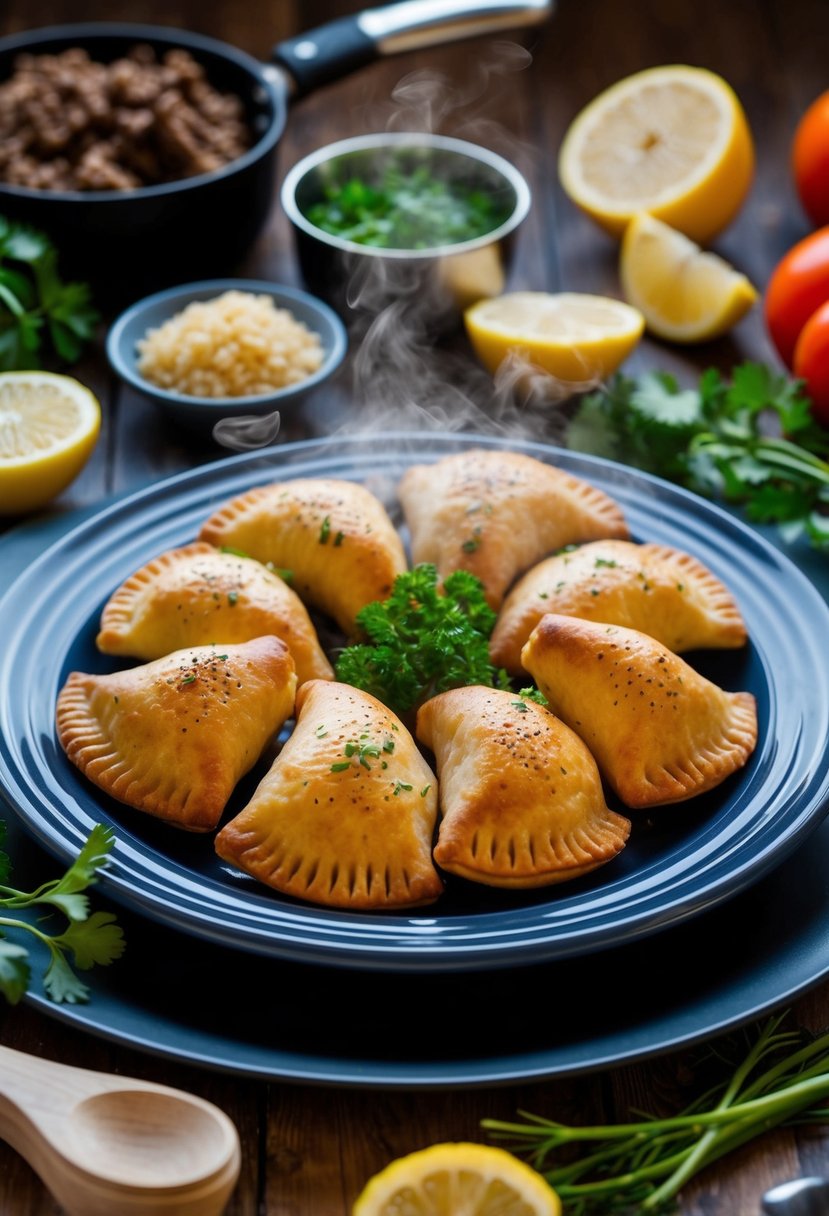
<box><xmin>482</xmin><ymin>1015</ymin><xmax>829</xmax><ymax>1213</ymax></box>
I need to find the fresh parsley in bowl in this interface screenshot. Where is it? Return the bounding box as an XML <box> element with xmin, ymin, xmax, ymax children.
<box><xmin>281</xmin><ymin>132</ymin><xmax>531</xmax><ymax>317</ymax></box>
<box><xmin>305</xmin><ymin>164</ymin><xmax>514</xmax><ymax>250</ymax></box>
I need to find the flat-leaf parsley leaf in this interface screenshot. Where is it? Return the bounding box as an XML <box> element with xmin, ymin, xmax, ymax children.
<box><xmin>0</xmin><ymin>821</ymin><xmax>125</xmax><ymax>1005</ymax></box>
<box><xmin>567</xmin><ymin>362</ymin><xmax>829</xmax><ymax>550</ymax></box>
<box><xmin>0</xmin><ymin>215</ymin><xmax>99</xmax><ymax>370</ymax></box>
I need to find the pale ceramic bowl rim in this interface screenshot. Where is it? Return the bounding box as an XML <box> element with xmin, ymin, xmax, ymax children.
<box><xmin>280</xmin><ymin>131</ymin><xmax>532</xmax><ymax>261</ymax></box>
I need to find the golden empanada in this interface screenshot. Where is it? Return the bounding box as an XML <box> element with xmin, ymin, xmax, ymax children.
<box><xmin>56</xmin><ymin>637</ymin><xmax>297</xmax><ymax>831</ymax></box>
<box><xmin>398</xmin><ymin>449</ymin><xmax>629</xmax><ymax>609</ymax></box>
<box><xmin>521</xmin><ymin>614</ymin><xmax>757</xmax><ymax>809</ymax></box>
<box><xmin>96</xmin><ymin>542</ymin><xmax>333</xmax><ymax>685</ymax></box>
<box><xmin>417</xmin><ymin>686</ymin><xmax>630</xmax><ymax>888</ymax></box>
<box><xmin>199</xmin><ymin>478</ymin><xmax>407</xmax><ymax>634</ymax></box>
<box><xmin>491</xmin><ymin>540</ymin><xmax>747</xmax><ymax>673</ymax></box>
<box><xmin>215</xmin><ymin>680</ymin><xmax>442</xmax><ymax>910</ymax></box>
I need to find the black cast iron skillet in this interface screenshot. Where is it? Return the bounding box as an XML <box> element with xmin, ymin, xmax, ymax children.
<box><xmin>0</xmin><ymin>0</ymin><xmax>551</xmax><ymax>295</ymax></box>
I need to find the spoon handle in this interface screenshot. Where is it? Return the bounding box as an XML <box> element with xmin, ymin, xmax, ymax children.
<box><xmin>0</xmin><ymin>1042</ymin><xmax>102</xmax><ymax>1153</ymax></box>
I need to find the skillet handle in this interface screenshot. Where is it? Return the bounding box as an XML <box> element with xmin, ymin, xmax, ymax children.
<box><xmin>272</xmin><ymin>0</ymin><xmax>553</xmax><ymax>98</ymax></box>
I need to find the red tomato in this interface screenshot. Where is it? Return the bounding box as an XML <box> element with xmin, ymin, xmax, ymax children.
<box><xmin>764</xmin><ymin>227</ymin><xmax>829</xmax><ymax>367</ymax></box>
<box><xmin>793</xmin><ymin>298</ymin><xmax>829</xmax><ymax>425</ymax></box>
<box><xmin>793</xmin><ymin>91</ymin><xmax>829</xmax><ymax>227</ymax></box>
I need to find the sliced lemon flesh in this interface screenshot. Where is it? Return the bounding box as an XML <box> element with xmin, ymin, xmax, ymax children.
<box><xmin>0</xmin><ymin>372</ymin><xmax>101</xmax><ymax>516</ymax></box>
<box><xmin>620</xmin><ymin>213</ymin><xmax>757</xmax><ymax>343</ymax></box>
<box><xmin>558</xmin><ymin>65</ymin><xmax>754</xmax><ymax>243</ymax></box>
<box><xmin>464</xmin><ymin>291</ymin><xmax>644</xmax><ymax>384</ymax></box>
<box><xmin>353</xmin><ymin>1142</ymin><xmax>561</xmax><ymax>1216</ymax></box>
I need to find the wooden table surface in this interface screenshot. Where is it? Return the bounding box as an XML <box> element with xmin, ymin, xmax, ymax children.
<box><xmin>2</xmin><ymin>0</ymin><xmax>829</xmax><ymax>1213</ymax></box>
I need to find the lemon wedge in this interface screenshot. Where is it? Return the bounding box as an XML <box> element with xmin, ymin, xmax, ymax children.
<box><xmin>464</xmin><ymin>291</ymin><xmax>644</xmax><ymax>383</ymax></box>
<box><xmin>352</xmin><ymin>1142</ymin><xmax>561</xmax><ymax>1216</ymax></box>
<box><xmin>0</xmin><ymin>372</ymin><xmax>101</xmax><ymax>516</ymax></box>
<box><xmin>620</xmin><ymin>213</ymin><xmax>757</xmax><ymax>343</ymax></box>
<box><xmin>558</xmin><ymin>65</ymin><xmax>754</xmax><ymax>243</ymax></box>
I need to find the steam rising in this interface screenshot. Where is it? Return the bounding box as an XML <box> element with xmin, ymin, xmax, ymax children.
<box><xmin>377</xmin><ymin>42</ymin><xmax>534</xmax><ymax>148</ymax></box>
<box><xmin>217</xmin><ymin>42</ymin><xmax>595</xmax><ymax>453</ymax></box>
<box><xmin>213</xmin><ymin>410</ymin><xmax>281</xmax><ymax>451</ymax></box>
<box><xmin>333</xmin><ymin>42</ymin><xmax>586</xmax><ymax>448</ymax></box>
<box><xmin>338</xmin><ymin>288</ymin><xmax>593</xmax><ymax>446</ymax></box>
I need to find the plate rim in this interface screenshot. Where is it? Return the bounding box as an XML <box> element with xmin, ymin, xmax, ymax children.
<box><xmin>8</xmin><ymin>805</ymin><xmax>829</xmax><ymax>1088</ymax></box>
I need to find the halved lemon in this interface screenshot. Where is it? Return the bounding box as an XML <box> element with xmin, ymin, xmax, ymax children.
<box><xmin>0</xmin><ymin>371</ymin><xmax>101</xmax><ymax>516</ymax></box>
<box><xmin>352</xmin><ymin>1142</ymin><xmax>561</xmax><ymax>1216</ymax></box>
<box><xmin>464</xmin><ymin>291</ymin><xmax>644</xmax><ymax>383</ymax></box>
<box><xmin>620</xmin><ymin>212</ymin><xmax>757</xmax><ymax>343</ymax></box>
<box><xmin>558</xmin><ymin>65</ymin><xmax>754</xmax><ymax>243</ymax></box>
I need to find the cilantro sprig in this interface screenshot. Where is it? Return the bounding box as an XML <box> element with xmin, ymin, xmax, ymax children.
<box><xmin>0</xmin><ymin>820</ymin><xmax>125</xmax><ymax>1005</ymax></box>
<box><xmin>335</xmin><ymin>563</ymin><xmax>511</xmax><ymax>716</ymax></box>
<box><xmin>0</xmin><ymin>215</ymin><xmax>99</xmax><ymax>370</ymax></box>
<box><xmin>567</xmin><ymin>361</ymin><xmax>829</xmax><ymax>550</ymax></box>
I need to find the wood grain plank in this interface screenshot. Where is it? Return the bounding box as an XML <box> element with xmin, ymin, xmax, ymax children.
<box><xmin>264</xmin><ymin>1076</ymin><xmax>608</xmax><ymax>1215</ymax></box>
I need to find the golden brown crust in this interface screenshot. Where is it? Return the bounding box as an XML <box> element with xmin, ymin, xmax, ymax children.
<box><xmin>56</xmin><ymin>637</ymin><xmax>297</xmax><ymax>831</ymax></box>
<box><xmin>215</xmin><ymin>681</ymin><xmax>442</xmax><ymax>910</ymax></box>
<box><xmin>398</xmin><ymin>449</ymin><xmax>628</xmax><ymax>610</ymax></box>
<box><xmin>491</xmin><ymin>539</ymin><xmax>747</xmax><ymax>673</ymax></box>
<box><xmin>96</xmin><ymin>542</ymin><xmax>333</xmax><ymax>684</ymax></box>
<box><xmin>416</xmin><ymin>686</ymin><xmax>630</xmax><ymax>887</ymax></box>
<box><xmin>521</xmin><ymin>614</ymin><xmax>758</xmax><ymax>809</ymax></box>
<box><xmin>198</xmin><ymin>479</ymin><xmax>407</xmax><ymax>634</ymax></box>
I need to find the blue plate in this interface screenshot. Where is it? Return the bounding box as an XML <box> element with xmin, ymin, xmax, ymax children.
<box><xmin>3</xmin><ymin>495</ymin><xmax>829</xmax><ymax>1086</ymax></box>
<box><xmin>1</xmin><ymin>433</ymin><xmax>828</xmax><ymax>973</ymax></box>
<box><xmin>4</xmin><ymin>806</ymin><xmax>829</xmax><ymax>1086</ymax></box>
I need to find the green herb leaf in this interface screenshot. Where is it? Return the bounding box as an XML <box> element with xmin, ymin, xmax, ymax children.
<box><xmin>0</xmin><ymin>939</ymin><xmax>30</xmax><ymax>1005</ymax></box>
<box><xmin>0</xmin><ymin>820</ymin><xmax>124</xmax><ymax>1005</ymax></box>
<box><xmin>42</xmin><ymin>949</ymin><xmax>91</xmax><ymax>1004</ymax></box>
<box><xmin>335</xmin><ymin>563</ymin><xmax>509</xmax><ymax>715</ymax></box>
<box><xmin>517</xmin><ymin>686</ymin><xmax>548</xmax><ymax>706</ymax></box>
<box><xmin>48</xmin><ymin>823</ymin><xmax>115</xmax><ymax>893</ymax></box>
<box><xmin>56</xmin><ymin>911</ymin><xmax>126</xmax><ymax>970</ymax></box>
<box><xmin>568</xmin><ymin>363</ymin><xmax>829</xmax><ymax>551</ymax></box>
<box><xmin>0</xmin><ymin>215</ymin><xmax>98</xmax><ymax>370</ymax></box>
<box><xmin>305</xmin><ymin>163</ymin><xmax>511</xmax><ymax>250</ymax></box>
<box><xmin>41</xmin><ymin>891</ymin><xmax>91</xmax><ymax>922</ymax></box>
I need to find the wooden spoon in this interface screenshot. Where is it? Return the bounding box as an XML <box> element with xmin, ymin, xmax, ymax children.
<box><xmin>0</xmin><ymin>1042</ymin><xmax>241</xmax><ymax>1215</ymax></box>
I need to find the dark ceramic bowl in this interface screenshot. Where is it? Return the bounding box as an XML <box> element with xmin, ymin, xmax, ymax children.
<box><xmin>106</xmin><ymin>279</ymin><xmax>347</xmax><ymax>435</ymax></box>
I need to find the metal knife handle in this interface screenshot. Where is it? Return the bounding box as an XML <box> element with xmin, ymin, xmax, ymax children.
<box><xmin>272</xmin><ymin>0</ymin><xmax>553</xmax><ymax>98</ymax></box>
